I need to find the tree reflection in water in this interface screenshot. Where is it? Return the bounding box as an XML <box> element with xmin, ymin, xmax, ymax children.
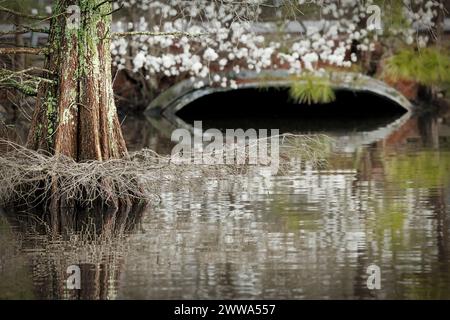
<box><xmin>0</xmin><ymin>203</ymin><xmax>146</xmax><ymax>300</ymax></box>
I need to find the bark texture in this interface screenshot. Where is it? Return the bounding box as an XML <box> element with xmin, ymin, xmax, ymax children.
<box><xmin>27</xmin><ymin>0</ymin><xmax>127</xmax><ymax>161</ymax></box>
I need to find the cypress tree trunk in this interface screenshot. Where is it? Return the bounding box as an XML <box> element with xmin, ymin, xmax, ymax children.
<box><xmin>27</xmin><ymin>0</ymin><xmax>127</xmax><ymax>161</ymax></box>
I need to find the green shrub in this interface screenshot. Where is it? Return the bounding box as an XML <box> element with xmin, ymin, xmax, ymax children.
<box><xmin>289</xmin><ymin>74</ymin><xmax>335</xmax><ymax>105</ymax></box>
<box><xmin>384</xmin><ymin>47</ymin><xmax>450</xmax><ymax>87</ymax></box>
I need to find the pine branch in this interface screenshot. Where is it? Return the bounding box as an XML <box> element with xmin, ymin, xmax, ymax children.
<box><xmin>0</xmin><ymin>68</ymin><xmax>55</xmax><ymax>96</ymax></box>
<box><xmin>0</xmin><ymin>5</ymin><xmax>49</xmax><ymax>20</ymax></box>
<box><xmin>0</xmin><ymin>47</ymin><xmax>47</xmax><ymax>55</ymax></box>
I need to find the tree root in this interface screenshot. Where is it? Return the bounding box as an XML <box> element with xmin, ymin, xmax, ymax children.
<box><xmin>0</xmin><ymin>135</ymin><xmax>332</xmax><ymax>210</ymax></box>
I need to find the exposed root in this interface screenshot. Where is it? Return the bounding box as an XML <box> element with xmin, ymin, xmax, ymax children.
<box><xmin>0</xmin><ymin>134</ymin><xmax>332</xmax><ymax>209</ymax></box>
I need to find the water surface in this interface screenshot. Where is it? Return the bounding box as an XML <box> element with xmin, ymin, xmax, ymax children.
<box><xmin>1</xmin><ymin>109</ymin><xmax>450</xmax><ymax>299</ymax></box>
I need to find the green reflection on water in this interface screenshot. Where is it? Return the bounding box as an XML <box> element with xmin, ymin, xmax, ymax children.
<box><xmin>385</xmin><ymin>151</ymin><xmax>450</xmax><ymax>189</ymax></box>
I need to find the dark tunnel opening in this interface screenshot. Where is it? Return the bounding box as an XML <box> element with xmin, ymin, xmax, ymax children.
<box><xmin>175</xmin><ymin>87</ymin><xmax>409</xmax><ymax>133</ymax></box>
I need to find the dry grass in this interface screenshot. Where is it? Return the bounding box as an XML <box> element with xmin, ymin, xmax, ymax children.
<box><xmin>0</xmin><ymin>134</ymin><xmax>332</xmax><ymax>208</ymax></box>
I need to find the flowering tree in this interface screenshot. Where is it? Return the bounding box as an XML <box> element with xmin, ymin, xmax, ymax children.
<box><xmin>110</xmin><ymin>0</ymin><xmax>444</xmax><ymax>95</ymax></box>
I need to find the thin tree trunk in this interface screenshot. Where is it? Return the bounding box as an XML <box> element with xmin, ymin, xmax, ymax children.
<box><xmin>13</xmin><ymin>16</ymin><xmax>26</xmax><ymax>71</ymax></box>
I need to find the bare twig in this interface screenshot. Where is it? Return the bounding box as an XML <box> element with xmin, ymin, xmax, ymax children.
<box><xmin>111</xmin><ymin>31</ymin><xmax>209</xmax><ymax>38</ymax></box>
<box><xmin>0</xmin><ymin>26</ymin><xmax>49</xmax><ymax>37</ymax></box>
<box><xmin>0</xmin><ymin>47</ymin><xmax>48</xmax><ymax>55</ymax></box>
<box><xmin>0</xmin><ymin>5</ymin><xmax>49</xmax><ymax>20</ymax></box>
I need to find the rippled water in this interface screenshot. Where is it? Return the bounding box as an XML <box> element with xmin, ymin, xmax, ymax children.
<box><xmin>1</xmin><ymin>109</ymin><xmax>450</xmax><ymax>299</ymax></box>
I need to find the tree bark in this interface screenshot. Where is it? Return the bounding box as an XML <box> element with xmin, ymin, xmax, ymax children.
<box><xmin>27</xmin><ymin>0</ymin><xmax>127</xmax><ymax>161</ymax></box>
<box><xmin>13</xmin><ymin>16</ymin><xmax>26</xmax><ymax>71</ymax></box>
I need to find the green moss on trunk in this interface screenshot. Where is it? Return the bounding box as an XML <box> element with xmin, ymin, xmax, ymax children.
<box><xmin>27</xmin><ymin>0</ymin><xmax>127</xmax><ymax>161</ymax></box>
